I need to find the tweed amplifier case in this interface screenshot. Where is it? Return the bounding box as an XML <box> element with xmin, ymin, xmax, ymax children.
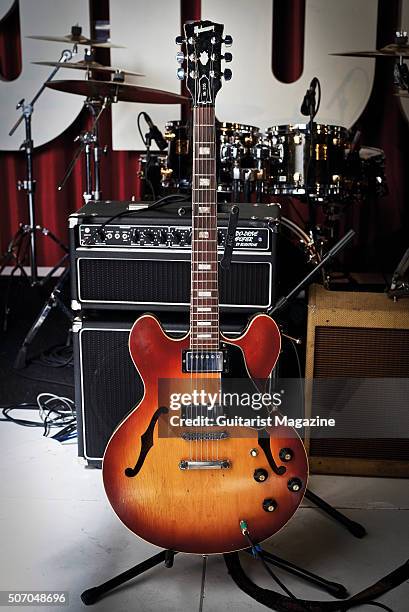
<box><xmin>73</xmin><ymin>316</ymin><xmax>245</xmax><ymax>467</ymax></box>
<box><xmin>69</xmin><ymin>201</ymin><xmax>279</xmax><ymax>313</ymax></box>
<box><xmin>305</xmin><ymin>284</ymin><xmax>409</xmax><ymax>477</ymax></box>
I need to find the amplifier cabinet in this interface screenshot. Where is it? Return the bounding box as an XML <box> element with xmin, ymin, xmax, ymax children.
<box><xmin>73</xmin><ymin>316</ymin><xmax>245</xmax><ymax>467</ymax></box>
<box><xmin>69</xmin><ymin>201</ymin><xmax>279</xmax><ymax>313</ymax></box>
<box><xmin>305</xmin><ymin>284</ymin><xmax>409</xmax><ymax>477</ymax></box>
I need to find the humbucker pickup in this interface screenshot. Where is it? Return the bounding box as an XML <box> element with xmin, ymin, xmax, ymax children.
<box><xmin>182</xmin><ymin>350</ymin><xmax>228</xmax><ymax>373</ymax></box>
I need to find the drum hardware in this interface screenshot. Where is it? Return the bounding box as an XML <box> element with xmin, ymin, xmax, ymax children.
<box><xmin>388</xmin><ymin>246</ymin><xmax>409</xmax><ymax>300</ymax></box>
<box><xmin>58</xmin><ymin>98</ymin><xmax>109</xmax><ymax>203</ymax></box>
<box><xmin>1</xmin><ymin>45</ymin><xmax>77</xmax><ymax>289</ymax></box>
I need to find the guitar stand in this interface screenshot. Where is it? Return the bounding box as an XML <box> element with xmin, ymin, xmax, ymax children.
<box><xmin>81</xmin><ymin>491</ymin><xmax>366</xmax><ymax>606</ymax></box>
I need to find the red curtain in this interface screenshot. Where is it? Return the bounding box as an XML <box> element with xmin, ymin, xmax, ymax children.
<box><xmin>0</xmin><ymin>0</ymin><xmax>407</xmax><ymax>269</ymax></box>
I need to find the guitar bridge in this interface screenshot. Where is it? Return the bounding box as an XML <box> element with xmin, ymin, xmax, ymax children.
<box><xmin>179</xmin><ymin>460</ymin><xmax>231</xmax><ymax>470</ymax></box>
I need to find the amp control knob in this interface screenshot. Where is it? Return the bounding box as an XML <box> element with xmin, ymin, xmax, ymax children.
<box><xmin>262</xmin><ymin>498</ymin><xmax>278</xmax><ymax>513</ymax></box>
<box><xmin>254</xmin><ymin>468</ymin><xmax>268</xmax><ymax>483</ymax></box>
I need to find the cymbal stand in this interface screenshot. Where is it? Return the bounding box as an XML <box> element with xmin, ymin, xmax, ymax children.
<box><xmin>58</xmin><ymin>97</ymin><xmax>109</xmax><ymax>203</ymax></box>
<box><xmin>3</xmin><ymin>47</ymin><xmax>76</xmax><ymax>287</ymax></box>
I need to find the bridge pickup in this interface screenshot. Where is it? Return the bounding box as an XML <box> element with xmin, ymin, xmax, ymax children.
<box><xmin>182</xmin><ymin>431</ymin><xmax>229</xmax><ymax>441</ymax></box>
<box><xmin>182</xmin><ymin>350</ymin><xmax>228</xmax><ymax>373</ymax></box>
<box><xmin>179</xmin><ymin>460</ymin><xmax>231</xmax><ymax>470</ymax></box>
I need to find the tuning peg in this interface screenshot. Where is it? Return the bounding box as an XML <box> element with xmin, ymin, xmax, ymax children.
<box><xmin>223</xmin><ymin>68</ymin><xmax>232</xmax><ymax>81</ymax></box>
<box><xmin>175</xmin><ymin>35</ymin><xmax>185</xmax><ymax>45</ymax></box>
<box><xmin>176</xmin><ymin>51</ymin><xmax>185</xmax><ymax>64</ymax></box>
<box><xmin>223</xmin><ymin>35</ymin><xmax>233</xmax><ymax>47</ymax></box>
<box><xmin>223</xmin><ymin>52</ymin><xmax>232</xmax><ymax>62</ymax></box>
<box><xmin>176</xmin><ymin>67</ymin><xmax>185</xmax><ymax>80</ymax></box>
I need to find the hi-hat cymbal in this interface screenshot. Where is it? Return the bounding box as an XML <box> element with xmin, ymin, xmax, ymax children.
<box><xmin>331</xmin><ymin>44</ymin><xmax>409</xmax><ymax>59</ymax></box>
<box><xmin>33</xmin><ymin>60</ymin><xmax>144</xmax><ymax>77</ymax></box>
<box><xmin>27</xmin><ymin>34</ymin><xmax>124</xmax><ymax>49</ymax></box>
<box><xmin>46</xmin><ymin>79</ymin><xmax>189</xmax><ymax>104</ymax></box>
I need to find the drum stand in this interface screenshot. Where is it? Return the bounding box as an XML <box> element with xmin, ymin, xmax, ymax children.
<box><xmin>0</xmin><ymin>47</ymin><xmax>79</xmax><ymax>335</ymax></box>
<box><xmin>80</xmin><ymin>230</ymin><xmax>366</xmax><ymax>609</ymax></box>
<box><xmin>58</xmin><ymin>97</ymin><xmax>109</xmax><ymax>203</ymax></box>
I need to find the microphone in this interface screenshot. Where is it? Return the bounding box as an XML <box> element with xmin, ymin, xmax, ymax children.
<box><xmin>301</xmin><ymin>77</ymin><xmax>319</xmax><ymax>116</ymax></box>
<box><xmin>142</xmin><ymin>112</ymin><xmax>168</xmax><ymax>151</ymax></box>
<box><xmin>347</xmin><ymin>129</ymin><xmax>362</xmax><ymax>157</ymax></box>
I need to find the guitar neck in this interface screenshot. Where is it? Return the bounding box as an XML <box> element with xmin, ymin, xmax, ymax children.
<box><xmin>190</xmin><ymin>105</ymin><xmax>219</xmax><ymax>351</ymax></box>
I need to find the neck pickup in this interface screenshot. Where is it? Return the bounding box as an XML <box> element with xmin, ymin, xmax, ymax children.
<box><xmin>182</xmin><ymin>350</ymin><xmax>228</xmax><ymax>373</ymax></box>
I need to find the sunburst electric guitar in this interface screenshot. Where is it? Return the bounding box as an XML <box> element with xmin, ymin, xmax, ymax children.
<box><xmin>103</xmin><ymin>20</ymin><xmax>308</xmax><ymax>555</ymax></box>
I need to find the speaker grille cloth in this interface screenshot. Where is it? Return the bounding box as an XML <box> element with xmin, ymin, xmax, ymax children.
<box><xmin>80</xmin><ymin>329</ymin><xmax>143</xmax><ymax>459</ymax></box>
<box><xmin>78</xmin><ymin>259</ymin><xmax>270</xmax><ymax>306</ymax></box>
<box><xmin>309</xmin><ymin>326</ymin><xmax>409</xmax><ymax>461</ymax></box>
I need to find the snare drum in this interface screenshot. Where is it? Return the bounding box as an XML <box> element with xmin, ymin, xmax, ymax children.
<box><xmin>266</xmin><ymin>123</ymin><xmax>349</xmax><ymax>200</ymax></box>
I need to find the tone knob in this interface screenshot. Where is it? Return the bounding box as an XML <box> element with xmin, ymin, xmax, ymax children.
<box><xmin>287</xmin><ymin>478</ymin><xmax>303</xmax><ymax>493</ymax></box>
<box><xmin>223</xmin><ymin>52</ymin><xmax>233</xmax><ymax>62</ymax></box>
<box><xmin>223</xmin><ymin>68</ymin><xmax>232</xmax><ymax>81</ymax></box>
<box><xmin>176</xmin><ymin>67</ymin><xmax>185</xmax><ymax>80</ymax></box>
<box><xmin>262</xmin><ymin>498</ymin><xmax>278</xmax><ymax>513</ymax></box>
<box><xmin>254</xmin><ymin>468</ymin><xmax>268</xmax><ymax>483</ymax></box>
<box><xmin>279</xmin><ymin>448</ymin><xmax>294</xmax><ymax>462</ymax></box>
<box><xmin>223</xmin><ymin>35</ymin><xmax>233</xmax><ymax>46</ymax></box>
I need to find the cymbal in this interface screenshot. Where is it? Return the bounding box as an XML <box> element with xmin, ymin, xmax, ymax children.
<box><xmin>33</xmin><ymin>60</ymin><xmax>144</xmax><ymax>77</ymax></box>
<box><xmin>27</xmin><ymin>34</ymin><xmax>124</xmax><ymax>49</ymax></box>
<box><xmin>331</xmin><ymin>44</ymin><xmax>409</xmax><ymax>59</ymax></box>
<box><xmin>45</xmin><ymin>79</ymin><xmax>189</xmax><ymax>104</ymax></box>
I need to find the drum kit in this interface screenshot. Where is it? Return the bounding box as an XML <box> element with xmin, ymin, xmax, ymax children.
<box><xmin>3</xmin><ymin>25</ymin><xmax>409</xmax><ymax>292</ymax></box>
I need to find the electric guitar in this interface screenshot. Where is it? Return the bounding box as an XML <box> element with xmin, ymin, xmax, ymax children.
<box><xmin>103</xmin><ymin>20</ymin><xmax>308</xmax><ymax>554</ymax></box>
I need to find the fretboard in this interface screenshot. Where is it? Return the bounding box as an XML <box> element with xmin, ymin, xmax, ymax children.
<box><xmin>190</xmin><ymin>105</ymin><xmax>219</xmax><ymax>351</ymax></box>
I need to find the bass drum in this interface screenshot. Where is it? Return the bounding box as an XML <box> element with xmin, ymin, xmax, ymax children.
<box><xmin>266</xmin><ymin>123</ymin><xmax>349</xmax><ymax>200</ymax></box>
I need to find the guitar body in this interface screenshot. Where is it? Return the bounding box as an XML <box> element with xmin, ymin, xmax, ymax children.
<box><xmin>103</xmin><ymin>313</ymin><xmax>308</xmax><ymax>554</ymax></box>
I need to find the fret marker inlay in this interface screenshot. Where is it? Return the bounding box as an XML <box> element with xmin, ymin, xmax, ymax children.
<box><xmin>199</xmin><ymin>146</ymin><xmax>211</xmax><ymax>155</ymax></box>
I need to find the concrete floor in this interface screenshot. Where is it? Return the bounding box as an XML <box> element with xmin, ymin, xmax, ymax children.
<box><xmin>0</xmin><ymin>422</ymin><xmax>408</xmax><ymax>612</ymax></box>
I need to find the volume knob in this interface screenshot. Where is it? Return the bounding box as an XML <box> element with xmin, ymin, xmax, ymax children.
<box><xmin>262</xmin><ymin>498</ymin><xmax>278</xmax><ymax>513</ymax></box>
<box><xmin>254</xmin><ymin>468</ymin><xmax>268</xmax><ymax>483</ymax></box>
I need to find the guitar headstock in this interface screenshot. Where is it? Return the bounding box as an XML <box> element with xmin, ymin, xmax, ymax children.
<box><xmin>175</xmin><ymin>20</ymin><xmax>232</xmax><ymax>107</ymax></box>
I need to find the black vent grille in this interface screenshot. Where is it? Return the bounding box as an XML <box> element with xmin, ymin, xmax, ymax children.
<box><xmin>78</xmin><ymin>259</ymin><xmax>270</xmax><ymax>307</ymax></box>
<box><xmin>309</xmin><ymin>326</ymin><xmax>409</xmax><ymax>462</ymax></box>
<box><xmin>80</xmin><ymin>329</ymin><xmax>143</xmax><ymax>460</ymax></box>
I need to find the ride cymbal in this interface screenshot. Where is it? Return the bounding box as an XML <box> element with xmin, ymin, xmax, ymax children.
<box><xmin>33</xmin><ymin>60</ymin><xmax>144</xmax><ymax>77</ymax></box>
<box><xmin>331</xmin><ymin>44</ymin><xmax>409</xmax><ymax>59</ymax></box>
<box><xmin>46</xmin><ymin>79</ymin><xmax>189</xmax><ymax>104</ymax></box>
<box><xmin>27</xmin><ymin>34</ymin><xmax>124</xmax><ymax>49</ymax></box>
